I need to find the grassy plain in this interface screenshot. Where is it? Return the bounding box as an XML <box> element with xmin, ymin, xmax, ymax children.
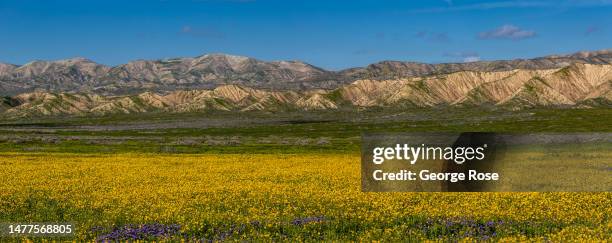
<box><xmin>0</xmin><ymin>108</ymin><xmax>610</xmax><ymax>154</ymax></box>
<box><xmin>0</xmin><ymin>108</ymin><xmax>610</xmax><ymax>241</ymax></box>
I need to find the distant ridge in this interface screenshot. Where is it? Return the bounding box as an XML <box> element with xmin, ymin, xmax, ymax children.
<box><xmin>2</xmin><ymin>62</ymin><xmax>610</xmax><ymax>117</ymax></box>
<box><xmin>0</xmin><ymin>49</ymin><xmax>610</xmax><ymax>95</ymax></box>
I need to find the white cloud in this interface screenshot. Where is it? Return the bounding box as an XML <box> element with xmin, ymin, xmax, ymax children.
<box><xmin>410</xmin><ymin>0</ymin><xmax>612</xmax><ymax>14</ymax></box>
<box><xmin>443</xmin><ymin>51</ymin><xmax>481</xmax><ymax>63</ymax></box>
<box><xmin>463</xmin><ymin>56</ymin><xmax>481</xmax><ymax>62</ymax></box>
<box><xmin>478</xmin><ymin>24</ymin><xmax>536</xmax><ymax>40</ymax></box>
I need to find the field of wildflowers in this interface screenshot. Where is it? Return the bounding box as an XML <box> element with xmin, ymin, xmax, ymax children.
<box><xmin>0</xmin><ymin>152</ymin><xmax>610</xmax><ymax>241</ymax></box>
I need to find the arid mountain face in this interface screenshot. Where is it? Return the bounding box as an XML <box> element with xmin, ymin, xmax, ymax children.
<box><xmin>1</xmin><ymin>50</ymin><xmax>610</xmax><ymax>96</ymax></box>
<box><xmin>340</xmin><ymin>49</ymin><xmax>612</xmax><ymax>81</ymax></box>
<box><xmin>2</xmin><ymin>63</ymin><xmax>611</xmax><ymax>117</ymax></box>
<box><xmin>0</xmin><ymin>54</ymin><xmax>339</xmax><ymax>95</ymax></box>
<box><xmin>0</xmin><ymin>58</ymin><xmax>110</xmax><ymax>95</ymax></box>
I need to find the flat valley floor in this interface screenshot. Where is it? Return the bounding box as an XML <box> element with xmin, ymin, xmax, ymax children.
<box><xmin>0</xmin><ymin>108</ymin><xmax>610</xmax><ymax>241</ymax></box>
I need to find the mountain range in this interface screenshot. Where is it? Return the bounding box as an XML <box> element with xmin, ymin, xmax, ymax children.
<box><xmin>1</xmin><ymin>49</ymin><xmax>611</xmax><ymax>117</ymax></box>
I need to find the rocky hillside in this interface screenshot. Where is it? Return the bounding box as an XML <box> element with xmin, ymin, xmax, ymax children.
<box><xmin>340</xmin><ymin>49</ymin><xmax>612</xmax><ymax>80</ymax></box>
<box><xmin>2</xmin><ymin>63</ymin><xmax>610</xmax><ymax>117</ymax></box>
<box><xmin>0</xmin><ymin>54</ymin><xmax>339</xmax><ymax>95</ymax></box>
<box><xmin>1</xmin><ymin>50</ymin><xmax>610</xmax><ymax>95</ymax></box>
<box><xmin>0</xmin><ymin>58</ymin><xmax>110</xmax><ymax>95</ymax></box>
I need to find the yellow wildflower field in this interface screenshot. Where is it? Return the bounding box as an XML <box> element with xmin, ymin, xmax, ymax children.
<box><xmin>0</xmin><ymin>152</ymin><xmax>610</xmax><ymax>241</ymax></box>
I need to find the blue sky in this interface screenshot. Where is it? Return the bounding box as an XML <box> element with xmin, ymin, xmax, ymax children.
<box><xmin>0</xmin><ymin>0</ymin><xmax>610</xmax><ymax>70</ymax></box>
